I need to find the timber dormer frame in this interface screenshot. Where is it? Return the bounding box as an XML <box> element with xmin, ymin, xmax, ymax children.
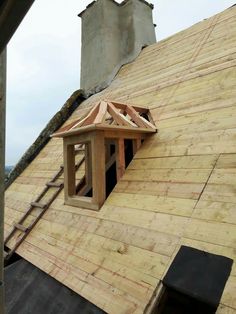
<box><xmin>52</xmin><ymin>101</ymin><xmax>157</xmax><ymax>210</ymax></box>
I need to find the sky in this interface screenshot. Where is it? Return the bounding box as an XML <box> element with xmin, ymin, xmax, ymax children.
<box><xmin>6</xmin><ymin>0</ymin><xmax>236</xmax><ymax>165</ymax></box>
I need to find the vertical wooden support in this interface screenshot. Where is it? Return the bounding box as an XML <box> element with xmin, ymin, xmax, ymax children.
<box><xmin>0</xmin><ymin>48</ymin><xmax>6</xmax><ymax>314</ymax></box>
<box><xmin>85</xmin><ymin>142</ymin><xmax>92</xmax><ymax>192</ymax></box>
<box><xmin>64</xmin><ymin>141</ymin><xmax>75</xmax><ymax>198</ymax></box>
<box><xmin>116</xmin><ymin>138</ymin><xmax>125</xmax><ymax>180</ymax></box>
<box><xmin>91</xmin><ymin>131</ymin><xmax>105</xmax><ymax>207</ymax></box>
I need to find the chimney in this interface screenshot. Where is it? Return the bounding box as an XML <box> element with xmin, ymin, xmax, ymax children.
<box><xmin>79</xmin><ymin>0</ymin><xmax>156</xmax><ymax>95</ymax></box>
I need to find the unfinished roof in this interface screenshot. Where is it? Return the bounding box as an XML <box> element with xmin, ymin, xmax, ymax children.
<box><xmin>4</xmin><ymin>6</ymin><xmax>236</xmax><ymax>314</ymax></box>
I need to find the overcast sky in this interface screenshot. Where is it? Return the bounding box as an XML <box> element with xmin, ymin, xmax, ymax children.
<box><xmin>6</xmin><ymin>0</ymin><xmax>236</xmax><ymax>165</ymax></box>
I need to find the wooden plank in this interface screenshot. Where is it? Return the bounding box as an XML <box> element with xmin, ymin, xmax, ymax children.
<box><xmin>14</xmin><ymin>223</ymin><xmax>28</xmax><ymax>233</ymax></box>
<box><xmin>99</xmin><ymin>205</ymin><xmax>190</xmax><ymax>237</ymax></box>
<box><xmin>23</xmin><ymin>227</ymin><xmax>168</xmax><ymax>283</ymax></box>
<box><xmin>115</xmin><ymin>180</ymin><xmax>204</xmax><ymax>200</ymax></box>
<box><xmin>156</xmin><ymin>105</ymin><xmax>236</xmax><ymax>131</ymax></box>
<box><xmin>200</xmin><ymin>183</ymin><xmax>236</xmax><ymax>204</ymax></box>
<box><xmin>135</xmin><ymin>129</ymin><xmax>236</xmax><ymax>158</ymax></box>
<box><xmin>107</xmin><ymin>102</ymin><xmax>134</xmax><ymax>127</ymax></box>
<box><xmin>107</xmin><ymin>192</ymin><xmax>196</xmax><ymax>217</ymax></box>
<box><xmin>93</xmin><ymin>101</ymin><xmax>107</xmax><ymax>124</ymax></box>
<box><xmin>31</xmin><ymin>202</ymin><xmax>47</xmax><ymax>209</ymax></box>
<box><xmin>126</xmin><ymin>105</ymin><xmax>151</xmax><ymax>128</ymax></box>
<box><xmin>6</xmin><ymin>205</ymin><xmax>179</xmax><ymax>258</ymax></box>
<box><xmin>216</xmin><ymin>305</ymin><xmax>236</xmax><ymax>314</ymax></box>
<box><xmin>16</xmin><ymin>242</ymin><xmax>144</xmax><ymax>314</ymax></box>
<box><xmin>193</xmin><ymin>200</ymin><xmax>236</xmax><ymax>224</ymax></box>
<box><xmin>122</xmin><ymin>168</ymin><xmax>212</xmax><ymax>184</ymax></box>
<box><xmin>221</xmin><ymin>276</ymin><xmax>236</xmax><ymax>309</ymax></box>
<box><xmin>216</xmin><ymin>154</ymin><xmax>236</xmax><ymax>169</ymax></box>
<box><xmin>183</xmin><ymin>218</ymin><xmax>236</xmax><ymax>249</ymax></box>
<box><xmin>71</xmin><ymin>102</ymin><xmax>100</xmax><ymax>128</ymax></box>
<box><xmin>131</xmin><ymin>155</ymin><xmax>218</xmax><ymax>169</ymax></box>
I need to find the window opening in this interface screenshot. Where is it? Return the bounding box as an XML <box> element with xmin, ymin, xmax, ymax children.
<box><xmin>52</xmin><ymin>100</ymin><xmax>157</xmax><ymax>210</ymax></box>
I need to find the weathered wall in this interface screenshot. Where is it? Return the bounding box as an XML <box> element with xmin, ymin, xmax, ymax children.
<box><xmin>79</xmin><ymin>0</ymin><xmax>156</xmax><ymax>95</ymax></box>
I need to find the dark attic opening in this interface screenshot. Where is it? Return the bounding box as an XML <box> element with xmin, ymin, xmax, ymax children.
<box><xmin>52</xmin><ymin>100</ymin><xmax>157</xmax><ymax>210</ymax></box>
<box><xmin>74</xmin><ymin>138</ymin><xmax>135</xmax><ymax>199</ymax></box>
<box><xmin>105</xmin><ymin>138</ymin><xmax>138</xmax><ymax>198</ymax></box>
<box><xmin>153</xmin><ymin>246</ymin><xmax>233</xmax><ymax>314</ymax></box>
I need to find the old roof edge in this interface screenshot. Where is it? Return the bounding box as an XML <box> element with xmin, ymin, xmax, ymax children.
<box><xmin>78</xmin><ymin>0</ymin><xmax>154</xmax><ymax>17</ymax></box>
<box><xmin>5</xmin><ymin>89</ymin><xmax>86</xmax><ymax>189</ymax></box>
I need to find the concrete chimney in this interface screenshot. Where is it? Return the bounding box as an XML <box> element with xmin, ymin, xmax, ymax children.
<box><xmin>79</xmin><ymin>0</ymin><xmax>156</xmax><ymax>95</ymax></box>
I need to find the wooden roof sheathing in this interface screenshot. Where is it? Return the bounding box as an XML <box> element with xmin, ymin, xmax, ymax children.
<box><xmin>4</xmin><ymin>6</ymin><xmax>236</xmax><ymax>314</ymax></box>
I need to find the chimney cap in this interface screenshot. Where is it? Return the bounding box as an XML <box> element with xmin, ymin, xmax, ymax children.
<box><xmin>78</xmin><ymin>0</ymin><xmax>154</xmax><ymax>17</ymax></box>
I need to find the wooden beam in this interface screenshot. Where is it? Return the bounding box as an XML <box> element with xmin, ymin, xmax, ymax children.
<box><xmin>91</xmin><ymin>131</ymin><xmax>106</xmax><ymax>207</ymax></box>
<box><xmin>0</xmin><ymin>0</ymin><xmax>35</xmax><ymax>53</ymax></box>
<box><xmin>110</xmin><ymin>101</ymin><xmax>149</xmax><ymax>114</ymax></box>
<box><xmin>71</xmin><ymin>102</ymin><xmax>100</xmax><ymax>129</ymax></box>
<box><xmin>93</xmin><ymin>101</ymin><xmax>107</xmax><ymax>124</ymax></box>
<box><xmin>63</xmin><ymin>142</ymin><xmax>76</xmax><ymax>198</ymax></box>
<box><xmin>126</xmin><ymin>104</ymin><xmax>156</xmax><ymax>130</ymax></box>
<box><xmin>54</xmin><ymin>107</ymin><xmax>93</xmax><ymax>135</ymax></box>
<box><xmin>107</xmin><ymin>102</ymin><xmax>134</xmax><ymax>127</ymax></box>
<box><xmin>0</xmin><ymin>49</ymin><xmax>6</xmax><ymax>314</ymax></box>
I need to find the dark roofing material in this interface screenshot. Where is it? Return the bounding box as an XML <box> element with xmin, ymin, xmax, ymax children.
<box><xmin>5</xmin><ymin>259</ymin><xmax>105</xmax><ymax>314</ymax></box>
<box><xmin>163</xmin><ymin>246</ymin><xmax>233</xmax><ymax>307</ymax></box>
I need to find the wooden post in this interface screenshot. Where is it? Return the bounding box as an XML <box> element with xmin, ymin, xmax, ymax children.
<box><xmin>116</xmin><ymin>138</ymin><xmax>125</xmax><ymax>180</ymax></box>
<box><xmin>84</xmin><ymin>142</ymin><xmax>92</xmax><ymax>192</ymax></box>
<box><xmin>63</xmin><ymin>142</ymin><xmax>75</xmax><ymax>198</ymax></box>
<box><xmin>0</xmin><ymin>49</ymin><xmax>6</xmax><ymax>314</ymax></box>
<box><xmin>0</xmin><ymin>0</ymin><xmax>35</xmax><ymax>54</ymax></box>
<box><xmin>91</xmin><ymin>131</ymin><xmax>105</xmax><ymax>207</ymax></box>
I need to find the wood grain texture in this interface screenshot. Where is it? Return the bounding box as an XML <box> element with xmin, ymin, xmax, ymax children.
<box><xmin>4</xmin><ymin>6</ymin><xmax>236</xmax><ymax>313</ymax></box>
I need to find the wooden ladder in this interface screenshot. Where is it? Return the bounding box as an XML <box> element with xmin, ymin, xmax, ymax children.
<box><xmin>4</xmin><ymin>156</ymin><xmax>85</xmax><ymax>262</ymax></box>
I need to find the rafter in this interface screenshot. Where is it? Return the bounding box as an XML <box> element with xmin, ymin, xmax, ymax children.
<box><xmin>53</xmin><ymin>100</ymin><xmax>157</xmax><ymax>137</ymax></box>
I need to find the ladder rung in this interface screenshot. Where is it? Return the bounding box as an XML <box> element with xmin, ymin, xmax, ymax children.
<box><xmin>31</xmin><ymin>202</ymin><xmax>47</xmax><ymax>209</ymax></box>
<box><xmin>46</xmin><ymin>182</ymin><xmax>63</xmax><ymax>188</ymax></box>
<box><xmin>15</xmin><ymin>223</ymin><xmax>28</xmax><ymax>232</ymax></box>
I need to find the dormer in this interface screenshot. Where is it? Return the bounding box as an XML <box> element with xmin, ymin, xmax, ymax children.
<box><xmin>52</xmin><ymin>101</ymin><xmax>156</xmax><ymax>210</ymax></box>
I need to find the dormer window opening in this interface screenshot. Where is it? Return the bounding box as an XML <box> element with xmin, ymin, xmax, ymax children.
<box><xmin>52</xmin><ymin>101</ymin><xmax>157</xmax><ymax>210</ymax></box>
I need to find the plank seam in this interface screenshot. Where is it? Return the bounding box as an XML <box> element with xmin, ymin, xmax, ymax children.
<box><xmin>192</xmin><ymin>154</ymin><xmax>221</xmax><ymax>213</ymax></box>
